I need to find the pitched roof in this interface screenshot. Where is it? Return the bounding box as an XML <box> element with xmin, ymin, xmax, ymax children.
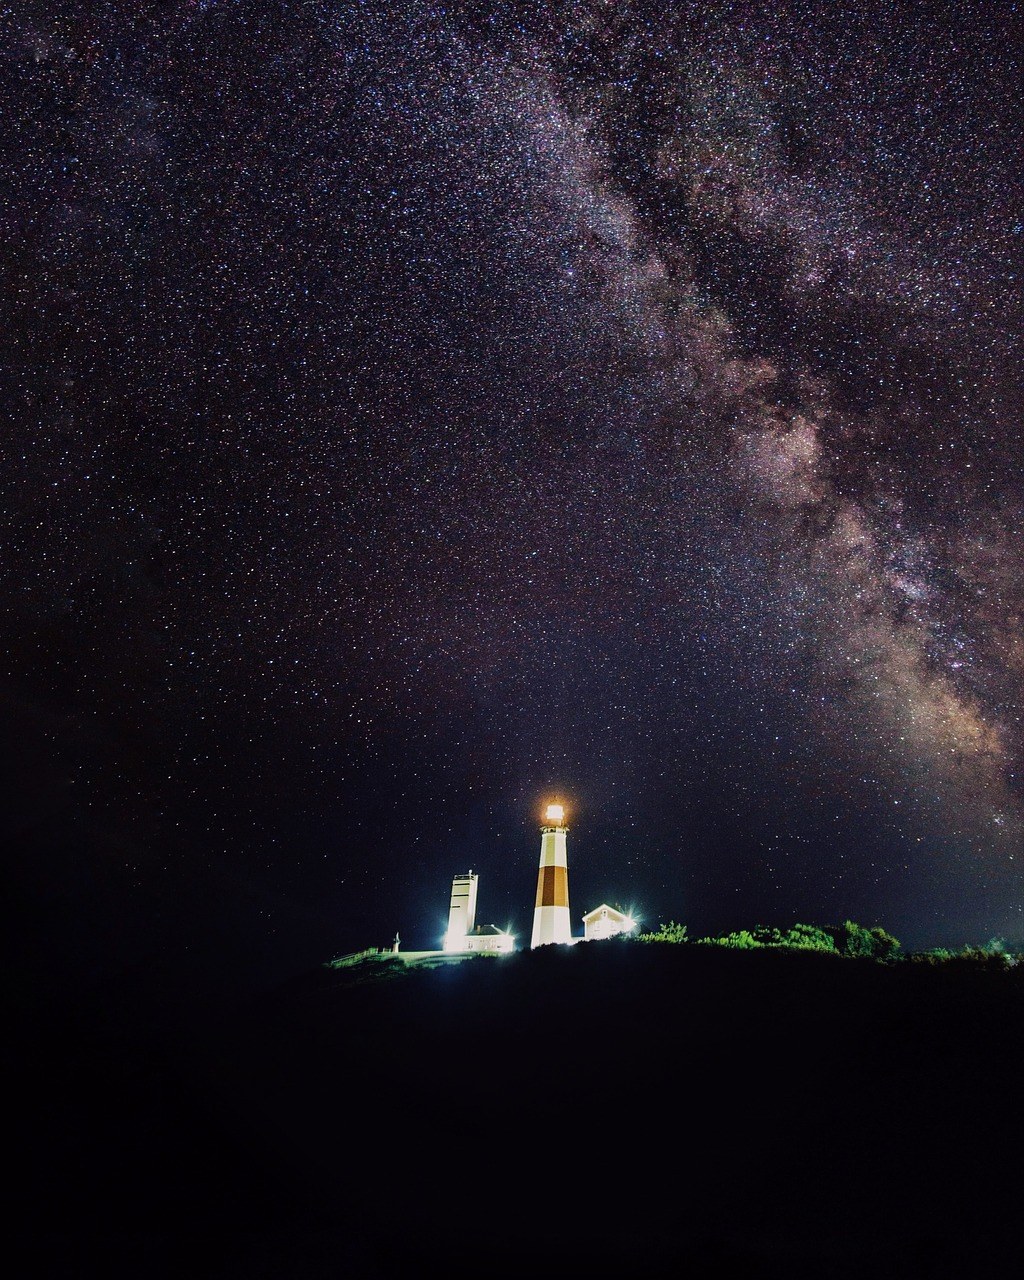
<box><xmin>582</xmin><ymin>903</ymin><xmax>629</xmax><ymax>922</ymax></box>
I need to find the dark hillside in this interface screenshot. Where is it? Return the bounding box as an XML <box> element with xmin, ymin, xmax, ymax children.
<box><xmin>10</xmin><ymin>943</ymin><xmax>1024</xmax><ymax>1277</ymax></box>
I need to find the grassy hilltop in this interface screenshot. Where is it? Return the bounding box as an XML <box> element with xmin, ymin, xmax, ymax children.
<box><xmin>12</xmin><ymin>937</ymin><xmax>1024</xmax><ymax>1278</ymax></box>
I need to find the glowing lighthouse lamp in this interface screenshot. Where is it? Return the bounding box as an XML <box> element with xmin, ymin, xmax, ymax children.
<box><xmin>531</xmin><ymin>802</ymin><xmax>574</xmax><ymax>948</ymax></box>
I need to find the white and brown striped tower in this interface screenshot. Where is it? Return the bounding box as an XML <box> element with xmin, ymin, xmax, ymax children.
<box><xmin>531</xmin><ymin>802</ymin><xmax>573</xmax><ymax>948</ymax></box>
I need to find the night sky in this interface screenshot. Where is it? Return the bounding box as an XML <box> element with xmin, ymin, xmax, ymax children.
<box><xmin>4</xmin><ymin>0</ymin><xmax>1022</xmax><ymax>1000</ymax></box>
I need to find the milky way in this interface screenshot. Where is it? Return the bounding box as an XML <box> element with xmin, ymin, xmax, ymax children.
<box><xmin>3</xmin><ymin>1</ymin><xmax>1021</xmax><ymax>986</ymax></box>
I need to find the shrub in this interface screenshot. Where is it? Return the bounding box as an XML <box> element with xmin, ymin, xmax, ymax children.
<box><xmin>696</xmin><ymin>929</ymin><xmax>761</xmax><ymax>949</ymax></box>
<box><xmin>637</xmin><ymin>921</ymin><xmax>689</xmax><ymax>944</ymax></box>
<box><xmin>832</xmin><ymin>921</ymin><xmax>902</xmax><ymax>961</ymax></box>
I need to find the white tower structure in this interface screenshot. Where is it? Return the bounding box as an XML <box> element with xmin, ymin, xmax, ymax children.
<box><xmin>531</xmin><ymin>803</ymin><xmax>573</xmax><ymax>948</ymax></box>
<box><xmin>444</xmin><ymin>871</ymin><xmax>478</xmax><ymax>952</ymax></box>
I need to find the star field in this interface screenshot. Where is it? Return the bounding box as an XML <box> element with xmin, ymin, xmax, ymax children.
<box><xmin>3</xmin><ymin>0</ymin><xmax>1021</xmax><ymax>991</ymax></box>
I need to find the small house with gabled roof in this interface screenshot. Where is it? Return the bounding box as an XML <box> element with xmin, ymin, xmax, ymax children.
<box><xmin>582</xmin><ymin>903</ymin><xmax>636</xmax><ymax>942</ymax></box>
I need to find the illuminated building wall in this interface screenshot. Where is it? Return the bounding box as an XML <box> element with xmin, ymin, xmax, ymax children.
<box><xmin>444</xmin><ymin>871</ymin><xmax>478</xmax><ymax>952</ymax></box>
<box><xmin>463</xmin><ymin>925</ymin><xmax>515</xmax><ymax>954</ymax></box>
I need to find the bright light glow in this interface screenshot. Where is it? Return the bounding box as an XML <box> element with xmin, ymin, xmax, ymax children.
<box><xmin>544</xmin><ymin>803</ymin><xmax>565</xmax><ymax>823</ymax></box>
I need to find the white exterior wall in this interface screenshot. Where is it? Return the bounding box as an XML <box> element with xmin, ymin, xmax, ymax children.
<box><xmin>444</xmin><ymin>872</ymin><xmax>478</xmax><ymax>951</ymax></box>
<box><xmin>531</xmin><ymin>905</ymin><xmax>572</xmax><ymax>947</ymax></box>
<box><xmin>464</xmin><ymin>932</ymin><xmax>515</xmax><ymax>954</ymax></box>
<box><xmin>585</xmin><ymin>911</ymin><xmax>626</xmax><ymax>941</ymax></box>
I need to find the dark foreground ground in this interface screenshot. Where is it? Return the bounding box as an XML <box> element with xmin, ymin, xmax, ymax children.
<box><xmin>10</xmin><ymin>942</ymin><xmax>1024</xmax><ymax>1278</ymax></box>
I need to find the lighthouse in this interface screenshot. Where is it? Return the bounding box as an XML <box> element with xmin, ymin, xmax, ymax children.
<box><xmin>531</xmin><ymin>802</ymin><xmax>573</xmax><ymax>948</ymax></box>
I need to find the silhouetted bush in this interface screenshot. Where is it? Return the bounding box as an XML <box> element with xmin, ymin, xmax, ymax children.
<box><xmin>637</xmin><ymin>920</ymin><xmax>689</xmax><ymax>943</ymax></box>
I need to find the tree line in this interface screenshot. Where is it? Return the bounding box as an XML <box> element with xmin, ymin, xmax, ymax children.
<box><xmin>634</xmin><ymin>919</ymin><xmax>1020</xmax><ymax>967</ymax></box>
